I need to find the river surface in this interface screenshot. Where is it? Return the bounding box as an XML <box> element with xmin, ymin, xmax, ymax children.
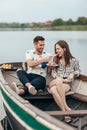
<box><xmin>0</xmin><ymin>30</ymin><xmax>87</xmax><ymax>74</ymax></box>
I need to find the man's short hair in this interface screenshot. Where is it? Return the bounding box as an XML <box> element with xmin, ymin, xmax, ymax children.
<box><xmin>33</xmin><ymin>36</ymin><xmax>45</xmax><ymax>43</ymax></box>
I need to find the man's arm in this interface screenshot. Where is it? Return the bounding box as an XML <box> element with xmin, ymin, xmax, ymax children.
<box><xmin>26</xmin><ymin>56</ymin><xmax>52</xmax><ymax>67</ymax></box>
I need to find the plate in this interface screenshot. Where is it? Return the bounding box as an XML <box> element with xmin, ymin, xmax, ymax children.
<box><xmin>47</xmin><ymin>64</ymin><xmax>58</xmax><ymax>67</ymax></box>
<box><xmin>2</xmin><ymin>67</ymin><xmax>18</xmax><ymax>71</ymax></box>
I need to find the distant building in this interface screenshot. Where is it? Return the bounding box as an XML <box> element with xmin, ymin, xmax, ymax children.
<box><xmin>44</xmin><ymin>21</ymin><xmax>52</xmax><ymax>26</ymax></box>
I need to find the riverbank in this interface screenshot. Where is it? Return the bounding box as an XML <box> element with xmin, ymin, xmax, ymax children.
<box><xmin>50</xmin><ymin>25</ymin><xmax>87</xmax><ymax>31</ymax></box>
<box><xmin>0</xmin><ymin>25</ymin><xmax>87</xmax><ymax>31</ymax></box>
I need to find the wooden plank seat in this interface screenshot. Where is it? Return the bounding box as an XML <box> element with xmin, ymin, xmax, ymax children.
<box><xmin>46</xmin><ymin>110</ymin><xmax>87</xmax><ymax>117</ymax></box>
<box><xmin>21</xmin><ymin>86</ymin><xmax>74</xmax><ymax>100</ymax></box>
<box><xmin>21</xmin><ymin>87</ymin><xmax>53</xmax><ymax>100</ymax></box>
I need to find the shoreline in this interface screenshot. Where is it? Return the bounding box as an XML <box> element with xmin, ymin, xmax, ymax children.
<box><xmin>0</xmin><ymin>25</ymin><xmax>87</xmax><ymax>31</ymax></box>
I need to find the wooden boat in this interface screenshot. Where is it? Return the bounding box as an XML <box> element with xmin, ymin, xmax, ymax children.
<box><xmin>0</xmin><ymin>62</ymin><xmax>87</xmax><ymax>130</ymax></box>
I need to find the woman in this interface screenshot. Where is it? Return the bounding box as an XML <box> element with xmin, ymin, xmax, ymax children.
<box><xmin>49</xmin><ymin>40</ymin><xmax>81</xmax><ymax>122</ymax></box>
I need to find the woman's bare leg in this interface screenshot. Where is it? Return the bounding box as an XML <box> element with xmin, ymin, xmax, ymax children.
<box><xmin>54</xmin><ymin>78</ymin><xmax>71</xmax><ymax>111</ymax></box>
<box><xmin>50</xmin><ymin>86</ymin><xmax>66</xmax><ymax>111</ymax></box>
<box><xmin>61</xmin><ymin>84</ymin><xmax>71</xmax><ymax>111</ymax></box>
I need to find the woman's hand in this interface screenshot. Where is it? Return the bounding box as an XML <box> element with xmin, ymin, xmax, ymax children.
<box><xmin>63</xmin><ymin>73</ymin><xmax>74</xmax><ymax>83</ymax></box>
<box><xmin>67</xmin><ymin>73</ymin><xmax>74</xmax><ymax>82</ymax></box>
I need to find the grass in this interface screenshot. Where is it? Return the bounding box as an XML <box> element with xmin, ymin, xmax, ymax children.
<box><xmin>50</xmin><ymin>25</ymin><xmax>87</xmax><ymax>31</ymax></box>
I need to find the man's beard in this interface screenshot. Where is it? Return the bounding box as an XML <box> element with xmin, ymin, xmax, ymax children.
<box><xmin>37</xmin><ymin>48</ymin><xmax>43</xmax><ymax>53</ymax></box>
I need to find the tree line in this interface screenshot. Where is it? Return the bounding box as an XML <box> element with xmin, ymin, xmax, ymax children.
<box><xmin>0</xmin><ymin>17</ymin><xmax>87</xmax><ymax>29</ymax></box>
<box><xmin>52</xmin><ymin>17</ymin><xmax>87</xmax><ymax>26</ymax></box>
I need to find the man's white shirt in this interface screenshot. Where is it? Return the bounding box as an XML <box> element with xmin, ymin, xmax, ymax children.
<box><xmin>26</xmin><ymin>50</ymin><xmax>51</xmax><ymax>77</ymax></box>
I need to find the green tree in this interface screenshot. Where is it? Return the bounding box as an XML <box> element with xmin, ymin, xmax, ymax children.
<box><xmin>52</xmin><ymin>18</ymin><xmax>64</xmax><ymax>26</ymax></box>
<box><xmin>65</xmin><ymin>19</ymin><xmax>74</xmax><ymax>25</ymax></box>
<box><xmin>76</xmin><ymin>17</ymin><xmax>87</xmax><ymax>25</ymax></box>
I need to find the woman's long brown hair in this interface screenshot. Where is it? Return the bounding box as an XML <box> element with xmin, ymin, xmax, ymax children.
<box><xmin>53</xmin><ymin>40</ymin><xmax>74</xmax><ymax>66</ymax></box>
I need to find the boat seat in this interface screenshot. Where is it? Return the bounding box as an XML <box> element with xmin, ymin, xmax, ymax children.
<box><xmin>21</xmin><ymin>86</ymin><xmax>74</xmax><ymax>100</ymax></box>
<box><xmin>21</xmin><ymin>87</ymin><xmax>53</xmax><ymax>100</ymax></box>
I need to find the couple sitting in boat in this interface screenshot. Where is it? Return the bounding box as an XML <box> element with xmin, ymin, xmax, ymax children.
<box><xmin>11</xmin><ymin>36</ymin><xmax>81</xmax><ymax>121</ymax></box>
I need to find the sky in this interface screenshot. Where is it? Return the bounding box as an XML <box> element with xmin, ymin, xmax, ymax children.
<box><xmin>0</xmin><ymin>0</ymin><xmax>87</xmax><ymax>23</ymax></box>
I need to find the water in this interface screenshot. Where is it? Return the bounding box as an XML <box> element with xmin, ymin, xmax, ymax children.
<box><xmin>0</xmin><ymin>31</ymin><xmax>87</xmax><ymax>74</ymax></box>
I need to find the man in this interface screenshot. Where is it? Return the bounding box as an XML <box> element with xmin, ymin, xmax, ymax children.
<box><xmin>11</xmin><ymin>36</ymin><xmax>52</xmax><ymax>95</ymax></box>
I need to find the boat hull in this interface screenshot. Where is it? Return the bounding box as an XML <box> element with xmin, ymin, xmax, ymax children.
<box><xmin>0</xmin><ymin>85</ymin><xmax>61</xmax><ymax>130</ymax></box>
